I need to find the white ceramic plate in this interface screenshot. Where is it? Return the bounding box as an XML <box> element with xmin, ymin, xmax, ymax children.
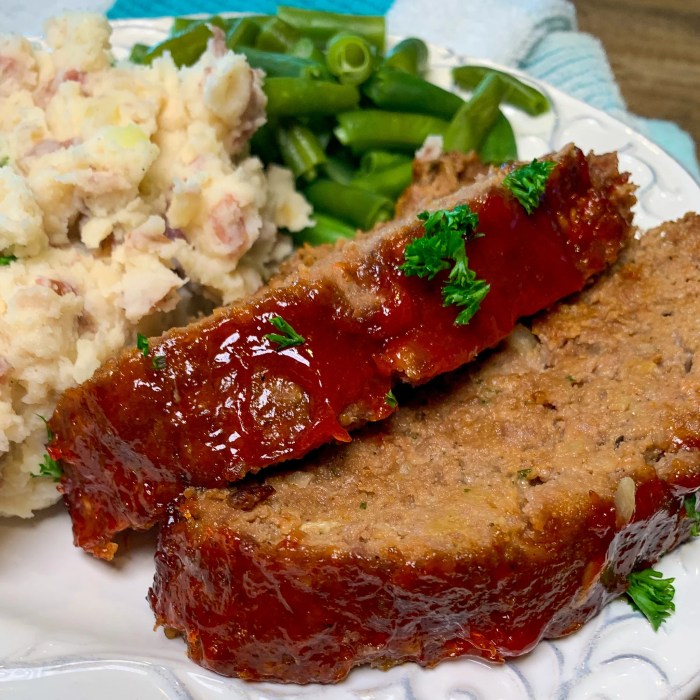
<box><xmin>2</xmin><ymin>18</ymin><xmax>700</xmax><ymax>700</ymax></box>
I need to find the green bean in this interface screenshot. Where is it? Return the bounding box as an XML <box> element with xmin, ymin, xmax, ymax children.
<box><xmin>225</xmin><ymin>17</ymin><xmax>262</xmax><ymax>50</ymax></box>
<box><xmin>351</xmin><ymin>161</ymin><xmax>413</xmax><ymax>199</ymax></box>
<box><xmin>323</xmin><ymin>156</ymin><xmax>356</xmax><ymax>185</ymax></box>
<box><xmin>359</xmin><ymin>150</ymin><xmax>411</xmax><ymax>174</ymax></box>
<box><xmin>383</xmin><ymin>37</ymin><xmax>429</xmax><ymax>76</ymax></box>
<box><xmin>129</xmin><ymin>43</ymin><xmax>150</xmax><ymax>64</ymax></box>
<box><xmin>255</xmin><ymin>17</ymin><xmax>300</xmax><ymax>53</ymax></box>
<box><xmin>444</xmin><ymin>74</ymin><xmax>508</xmax><ymax>153</ymax></box>
<box><xmin>278</xmin><ymin>6</ymin><xmax>385</xmax><ymax>52</ymax></box>
<box><xmin>288</xmin><ymin>37</ymin><xmax>326</xmax><ymax>65</ymax></box>
<box><xmin>170</xmin><ymin>15</ymin><xmax>233</xmax><ymax>36</ymax></box>
<box><xmin>452</xmin><ymin>65</ymin><xmax>550</xmax><ymax>116</ymax></box>
<box><xmin>335</xmin><ymin>110</ymin><xmax>449</xmax><ymax>153</ymax></box>
<box><xmin>265</xmin><ymin>78</ymin><xmax>360</xmax><ymax>117</ymax></box>
<box><xmin>133</xmin><ymin>22</ymin><xmax>212</xmax><ymax>67</ymax></box>
<box><xmin>292</xmin><ymin>212</ymin><xmax>357</xmax><ymax>246</ymax></box>
<box><xmin>304</xmin><ymin>179</ymin><xmax>394</xmax><ymax>230</ymax></box>
<box><xmin>325</xmin><ymin>33</ymin><xmax>374</xmax><ymax>85</ymax></box>
<box><xmin>363</xmin><ymin>69</ymin><xmax>463</xmax><ymax>120</ymax></box>
<box><xmin>237</xmin><ymin>47</ymin><xmax>329</xmax><ymax>79</ymax></box>
<box><xmin>249</xmin><ymin>123</ymin><xmax>280</xmax><ymax>165</ymax></box>
<box><xmin>275</xmin><ymin>123</ymin><xmax>327</xmax><ymax>180</ymax></box>
<box><xmin>478</xmin><ymin>110</ymin><xmax>517</xmax><ymax>164</ymax></box>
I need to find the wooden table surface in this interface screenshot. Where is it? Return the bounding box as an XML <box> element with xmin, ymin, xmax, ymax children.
<box><xmin>575</xmin><ymin>0</ymin><xmax>699</xmax><ymax>168</ymax></box>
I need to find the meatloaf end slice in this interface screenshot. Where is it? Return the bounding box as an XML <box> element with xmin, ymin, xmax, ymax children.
<box><xmin>150</xmin><ymin>213</ymin><xmax>700</xmax><ymax>684</ymax></box>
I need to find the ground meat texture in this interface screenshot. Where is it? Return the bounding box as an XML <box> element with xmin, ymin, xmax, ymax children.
<box><xmin>395</xmin><ymin>150</ymin><xmax>491</xmax><ymax>217</ymax></box>
<box><xmin>149</xmin><ymin>213</ymin><xmax>700</xmax><ymax>683</ymax></box>
<box><xmin>49</xmin><ymin>144</ymin><xmax>635</xmax><ymax>559</ymax></box>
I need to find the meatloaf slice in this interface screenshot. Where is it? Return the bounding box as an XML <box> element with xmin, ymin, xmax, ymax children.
<box><xmin>49</xmin><ymin>144</ymin><xmax>634</xmax><ymax>559</ymax></box>
<box><xmin>150</xmin><ymin>213</ymin><xmax>700</xmax><ymax>684</ymax></box>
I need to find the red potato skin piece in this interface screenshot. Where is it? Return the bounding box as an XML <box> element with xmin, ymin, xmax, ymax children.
<box><xmin>149</xmin><ymin>478</ymin><xmax>700</xmax><ymax>684</ymax></box>
<box><xmin>48</xmin><ymin>146</ymin><xmax>633</xmax><ymax>559</ymax></box>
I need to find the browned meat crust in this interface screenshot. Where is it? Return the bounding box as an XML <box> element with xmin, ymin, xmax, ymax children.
<box><xmin>395</xmin><ymin>151</ymin><xmax>491</xmax><ymax>217</ymax></box>
<box><xmin>150</xmin><ymin>213</ymin><xmax>700</xmax><ymax>684</ymax></box>
<box><xmin>49</xmin><ymin>145</ymin><xmax>635</xmax><ymax>559</ymax></box>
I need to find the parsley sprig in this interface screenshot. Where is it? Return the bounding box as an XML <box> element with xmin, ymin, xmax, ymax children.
<box><xmin>626</xmin><ymin>567</ymin><xmax>675</xmax><ymax>630</ymax></box>
<box><xmin>684</xmin><ymin>494</ymin><xmax>700</xmax><ymax>536</ymax></box>
<box><xmin>31</xmin><ymin>414</ymin><xmax>62</xmax><ymax>481</ymax></box>
<box><xmin>503</xmin><ymin>159</ymin><xmax>556</xmax><ymax>214</ymax></box>
<box><xmin>32</xmin><ymin>453</ymin><xmax>62</xmax><ymax>482</ymax></box>
<box><xmin>0</xmin><ymin>253</ymin><xmax>17</xmax><ymax>266</ymax></box>
<box><xmin>265</xmin><ymin>316</ymin><xmax>305</xmax><ymax>350</ymax></box>
<box><xmin>401</xmin><ymin>205</ymin><xmax>490</xmax><ymax>326</ymax></box>
<box><xmin>136</xmin><ymin>332</ymin><xmax>166</xmax><ymax>369</ymax></box>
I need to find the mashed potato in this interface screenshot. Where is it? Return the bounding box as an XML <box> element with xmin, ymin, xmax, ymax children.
<box><xmin>0</xmin><ymin>14</ymin><xmax>312</xmax><ymax>517</ymax></box>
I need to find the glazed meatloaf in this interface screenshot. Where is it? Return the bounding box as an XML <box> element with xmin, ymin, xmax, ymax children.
<box><xmin>49</xmin><ymin>144</ymin><xmax>635</xmax><ymax>559</ymax></box>
<box><xmin>150</xmin><ymin>213</ymin><xmax>700</xmax><ymax>684</ymax></box>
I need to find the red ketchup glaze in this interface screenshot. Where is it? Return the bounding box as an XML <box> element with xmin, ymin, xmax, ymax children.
<box><xmin>149</xmin><ymin>478</ymin><xmax>700</xmax><ymax>684</ymax></box>
<box><xmin>49</xmin><ymin>147</ymin><xmax>632</xmax><ymax>559</ymax></box>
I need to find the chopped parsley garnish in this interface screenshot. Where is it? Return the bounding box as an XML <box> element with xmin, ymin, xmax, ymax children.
<box><xmin>385</xmin><ymin>390</ymin><xmax>398</xmax><ymax>408</ymax></box>
<box><xmin>136</xmin><ymin>332</ymin><xmax>166</xmax><ymax>369</ymax></box>
<box><xmin>32</xmin><ymin>453</ymin><xmax>62</xmax><ymax>482</ymax></box>
<box><xmin>503</xmin><ymin>159</ymin><xmax>556</xmax><ymax>214</ymax></box>
<box><xmin>36</xmin><ymin>413</ymin><xmax>54</xmax><ymax>442</ymax></box>
<box><xmin>136</xmin><ymin>332</ymin><xmax>150</xmax><ymax>357</ymax></box>
<box><xmin>626</xmin><ymin>567</ymin><xmax>675</xmax><ymax>630</ymax></box>
<box><xmin>359</xmin><ymin>501</ymin><xmax>367</xmax><ymax>510</ymax></box>
<box><xmin>264</xmin><ymin>316</ymin><xmax>305</xmax><ymax>350</ymax></box>
<box><xmin>0</xmin><ymin>156</ymin><xmax>8</xmax><ymax>168</ymax></box>
<box><xmin>516</xmin><ymin>468</ymin><xmax>532</xmax><ymax>480</ymax></box>
<box><xmin>684</xmin><ymin>494</ymin><xmax>700</xmax><ymax>537</ymax></box>
<box><xmin>0</xmin><ymin>253</ymin><xmax>17</xmax><ymax>266</ymax></box>
<box><xmin>401</xmin><ymin>204</ymin><xmax>490</xmax><ymax>326</ymax></box>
